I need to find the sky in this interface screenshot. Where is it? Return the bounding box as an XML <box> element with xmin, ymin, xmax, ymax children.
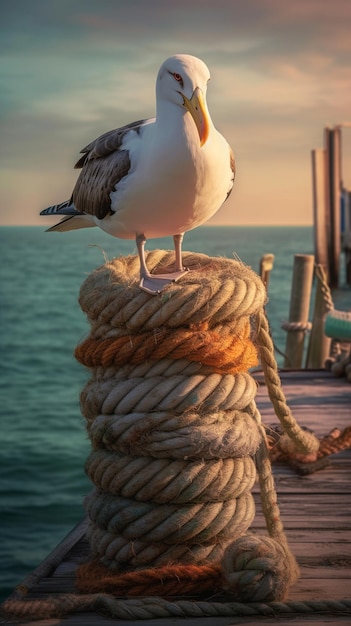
<box><xmin>1</xmin><ymin>0</ymin><xmax>351</xmax><ymax>226</ymax></box>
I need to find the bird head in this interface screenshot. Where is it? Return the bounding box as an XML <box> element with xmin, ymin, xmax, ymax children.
<box><xmin>156</xmin><ymin>54</ymin><xmax>211</xmax><ymax>146</ymax></box>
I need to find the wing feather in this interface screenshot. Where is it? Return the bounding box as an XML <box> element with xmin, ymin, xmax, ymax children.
<box><xmin>74</xmin><ymin>119</ymin><xmax>151</xmax><ymax>168</ymax></box>
<box><xmin>71</xmin><ymin>118</ymin><xmax>154</xmax><ymax>220</ymax></box>
<box><xmin>72</xmin><ymin>149</ymin><xmax>131</xmax><ymax>219</ymax></box>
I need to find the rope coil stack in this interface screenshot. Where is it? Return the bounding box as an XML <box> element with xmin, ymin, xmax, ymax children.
<box><xmin>73</xmin><ymin>250</ymin><xmax>319</xmax><ymax>602</ymax></box>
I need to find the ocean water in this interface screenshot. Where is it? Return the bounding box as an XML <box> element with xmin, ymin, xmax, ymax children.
<box><xmin>0</xmin><ymin>224</ymin><xmax>346</xmax><ymax>601</ymax></box>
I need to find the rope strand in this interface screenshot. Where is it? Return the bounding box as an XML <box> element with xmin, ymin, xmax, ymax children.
<box><xmin>3</xmin><ymin>595</ymin><xmax>351</xmax><ymax>621</ymax></box>
<box><xmin>256</xmin><ymin>309</ymin><xmax>319</xmax><ymax>455</ymax></box>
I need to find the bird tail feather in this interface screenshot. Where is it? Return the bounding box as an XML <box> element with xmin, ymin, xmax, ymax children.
<box><xmin>40</xmin><ymin>200</ymin><xmax>79</xmax><ymax>216</ymax></box>
<box><xmin>40</xmin><ymin>200</ymin><xmax>95</xmax><ymax>232</ymax></box>
<box><xmin>46</xmin><ymin>215</ymin><xmax>96</xmax><ymax>232</ymax></box>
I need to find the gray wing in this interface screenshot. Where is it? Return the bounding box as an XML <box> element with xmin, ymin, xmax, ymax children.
<box><xmin>72</xmin><ymin>118</ymin><xmax>152</xmax><ymax>219</ymax></box>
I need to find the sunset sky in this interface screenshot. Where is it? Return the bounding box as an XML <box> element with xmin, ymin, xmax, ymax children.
<box><xmin>1</xmin><ymin>0</ymin><xmax>351</xmax><ymax>226</ymax></box>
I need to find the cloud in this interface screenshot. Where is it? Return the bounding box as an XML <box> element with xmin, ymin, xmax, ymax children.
<box><xmin>1</xmin><ymin>0</ymin><xmax>350</xmax><ymax>225</ymax></box>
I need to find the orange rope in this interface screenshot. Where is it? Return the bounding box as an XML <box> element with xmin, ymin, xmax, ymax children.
<box><xmin>76</xmin><ymin>561</ymin><xmax>223</xmax><ymax>596</ymax></box>
<box><xmin>75</xmin><ymin>321</ymin><xmax>258</xmax><ymax>375</ymax></box>
<box><xmin>269</xmin><ymin>425</ymin><xmax>351</xmax><ymax>469</ymax></box>
<box><xmin>317</xmin><ymin>426</ymin><xmax>351</xmax><ymax>458</ymax></box>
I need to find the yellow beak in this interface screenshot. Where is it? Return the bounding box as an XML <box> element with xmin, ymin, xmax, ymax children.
<box><xmin>180</xmin><ymin>87</ymin><xmax>210</xmax><ymax>146</ymax></box>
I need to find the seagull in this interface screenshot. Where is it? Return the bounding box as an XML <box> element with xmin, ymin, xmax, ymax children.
<box><xmin>40</xmin><ymin>54</ymin><xmax>235</xmax><ymax>294</ymax></box>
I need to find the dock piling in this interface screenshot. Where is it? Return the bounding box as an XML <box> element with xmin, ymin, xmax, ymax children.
<box><xmin>283</xmin><ymin>254</ymin><xmax>315</xmax><ymax>369</ymax></box>
<box><xmin>326</xmin><ymin>126</ymin><xmax>342</xmax><ymax>288</ymax></box>
<box><xmin>305</xmin><ymin>265</ymin><xmax>333</xmax><ymax>369</ymax></box>
<box><xmin>311</xmin><ymin>148</ymin><xmax>329</xmax><ymax>269</ymax></box>
<box><xmin>259</xmin><ymin>253</ymin><xmax>275</xmax><ymax>291</ymax></box>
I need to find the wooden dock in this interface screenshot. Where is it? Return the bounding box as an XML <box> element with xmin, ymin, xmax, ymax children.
<box><xmin>1</xmin><ymin>370</ymin><xmax>351</xmax><ymax>625</ymax></box>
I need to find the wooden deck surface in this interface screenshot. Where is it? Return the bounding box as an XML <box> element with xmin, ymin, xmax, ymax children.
<box><xmin>1</xmin><ymin>370</ymin><xmax>351</xmax><ymax>625</ymax></box>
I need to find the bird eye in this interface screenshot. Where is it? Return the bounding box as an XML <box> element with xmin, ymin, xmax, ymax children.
<box><xmin>167</xmin><ymin>70</ymin><xmax>184</xmax><ymax>88</ymax></box>
<box><xmin>172</xmin><ymin>72</ymin><xmax>184</xmax><ymax>87</ymax></box>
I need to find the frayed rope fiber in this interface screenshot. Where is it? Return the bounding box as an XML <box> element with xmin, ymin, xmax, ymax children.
<box><xmin>51</xmin><ymin>252</ymin><xmax>319</xmax><ymax>612</ymax></box>
<box><xmin>76</xmin><ymin>561</ymin><xmax>223</xmax><ymax>596</ymax></box>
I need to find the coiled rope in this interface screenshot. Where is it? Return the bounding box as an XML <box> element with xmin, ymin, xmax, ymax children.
<box><xmin>75</xmin><ymin>251</ymin><xmax>317</xmax><ymax>587</ymax></box>
<box><xmin>2</xmin><ymin>250</ymin><xmax>326</xmax><ymax>622</ymax></box>
<box><xmin>3</xmin><ymin>595</ymin><xmax>351</xmax><ymax>621</ymax></box>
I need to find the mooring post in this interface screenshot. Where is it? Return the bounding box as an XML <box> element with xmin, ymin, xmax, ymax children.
<box><xmin>284</xmin><ymin>254</ymin><xmax>315</xmax><ymax>369</ymax></box>
<box><xmin>311</xmin><ymin>148</ymin><xmax>329</xmax><ymax>270</ymax></box>
<box><xmin>325</xmin><ymin>126</ymin><xmax>342</xmax><ymax>288</ymax></box>
<box><xmin>259</xmin><ymin>253</ymin><xmax>275</xmax><ymax>291</ymax></box>
<box><xmin>342</xmin><ymin>189</ymin><xmax>351</xmax><ymax>286</ymax></box>
<box><xmin>305</xmin><ymin>265</ymin><xmax>332</xmax><ymax>369</ymax></box>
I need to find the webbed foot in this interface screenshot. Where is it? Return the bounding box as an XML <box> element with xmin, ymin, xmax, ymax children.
<box><xmin>139</xmin><ymin>269</ymin><xmax>189</xmax><ymax>294</ymax></box>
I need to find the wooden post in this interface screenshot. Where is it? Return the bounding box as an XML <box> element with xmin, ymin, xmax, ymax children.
<box><xmin>284</xmin><ymin>254</ymin><xmax>315</xmax><ymax>369</ymax></box>
<box><xmin>311</xmin><ymin>148</ymin><xmax>329</xmax><ymax>269</ymax></box>
<box><xmin>259</xmin><ymin>253</ymin><xmax>275</xmax><ymax>291</ymax></box>
<box><xmin>325</xmin><ymin>126</ymin><xmax>342</xmax><ymax>287</ymax></box>
<box><xmin>342</xmin><ymin>190</ymin><xmax>351</xmax><ymax>285</ymax></box>
<box><xmin>305</xmin><ymin>265</ymin><xmax>332</xmax><ymax>369</ymax></box>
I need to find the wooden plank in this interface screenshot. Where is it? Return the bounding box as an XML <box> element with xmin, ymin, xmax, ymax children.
<box><xmin>255</xmin><ymin>370</ymin><xmax>351</xmax><ymax>435</ymax></box>
<box><xmin>253</xmin><ymin>472</ymin><xmax>351</xmax><ymax>493</ymax></box>
<box><xmin>255</xmin><ymin>493</ymin><xmax>351</xmax><ymax>510</ymax></box>
<box><xmin>8</xmin><ymin>518</ymin><xmax>87</xmax><ymax>601</ymax></box>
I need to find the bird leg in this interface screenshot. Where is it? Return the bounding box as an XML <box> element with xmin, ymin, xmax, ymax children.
<box><xmin>173</xmin><ymin>232</ymin><xmax>190</xmax><ymax>275</ymax></box>
<box><xmin>173</xmin><ymin>233</ymin><xmax>184</xmax><ymax>271</ymax></box>
<box><xmin>136</xmin><ymin>233</ymin><xmax>188</xmax><ymax>295</ymax></box>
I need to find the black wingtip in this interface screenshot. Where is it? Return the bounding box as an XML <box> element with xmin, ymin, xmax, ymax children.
<box><xmin>40</xmin><ymin>202</ymin><xmax>79</xmax><ymax>217</ymax></box>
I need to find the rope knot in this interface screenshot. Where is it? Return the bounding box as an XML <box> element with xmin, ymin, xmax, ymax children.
<box><xmin>221</xmin><ymin>534</ymin><xmax>299</xmax><ymax>602</ymax></box>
